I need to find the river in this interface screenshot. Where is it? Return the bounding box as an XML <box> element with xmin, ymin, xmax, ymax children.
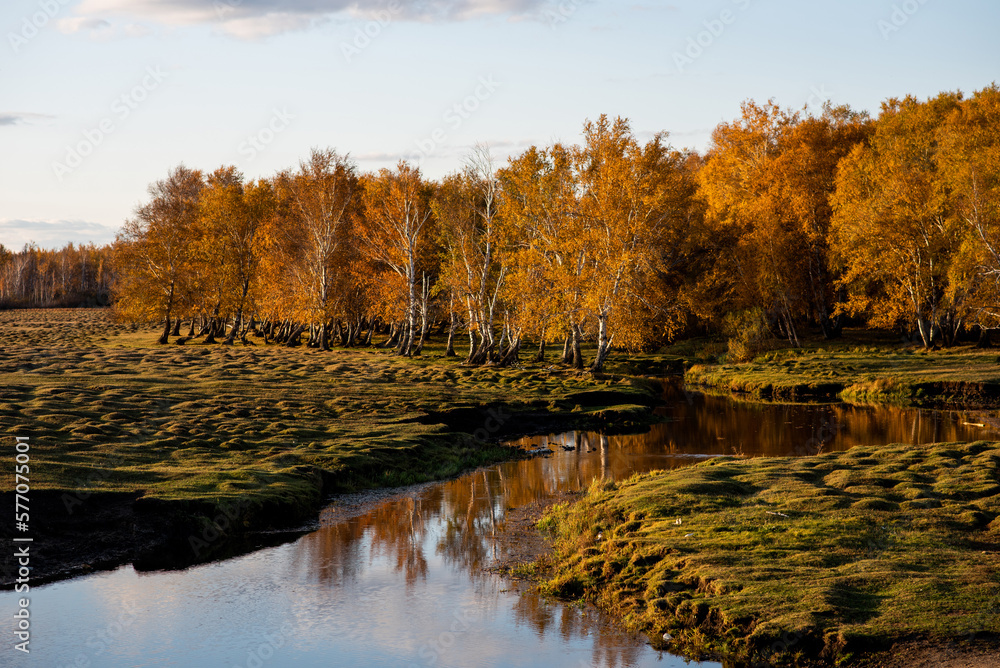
<box><xmin>3</xmin><ymin>388</ymin><xmax>995</xmax><ymax>667</ymax></box>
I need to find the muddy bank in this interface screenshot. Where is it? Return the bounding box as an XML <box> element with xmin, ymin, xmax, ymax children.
<box><xmin>0</xmin><ymin>479</ymin><xmax>325</xmax><ymax>588</ymax></box>
<box><xmin>684</xmin><ymin>348</ymin><xmax>1000</xmax><ymax>409</ymax></box>
<box><xmin>686</xmin><ymin>377</ymin><xmax>1000</xmax><ymax>409</ymax></box>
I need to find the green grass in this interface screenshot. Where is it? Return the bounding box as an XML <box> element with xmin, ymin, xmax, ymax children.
<box><xmin>682</xmin><ymin>330</ymin><xmax>1000</xmax><ymax>406</ymax></box>
<box><xmin>0</xmin><ymin>308</ymin><xmax>661</xmax><ymax>519</ymax></box>
<box><xmin>535</xmin><ymin>441</ymin><xmax>1000</xmax><ymax>665</ymax></box>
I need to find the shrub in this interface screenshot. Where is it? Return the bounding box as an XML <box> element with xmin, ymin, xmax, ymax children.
<box><xmin>724</xmin><ymin>308</ymin><xmax>778</xmax><ymax>363</ymax></box>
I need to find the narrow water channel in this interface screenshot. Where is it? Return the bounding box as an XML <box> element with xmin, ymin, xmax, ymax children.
<box><xmin>4</xmin><ymin>389</ymin><xmax>996</xmax><ymax>667</ymax></box>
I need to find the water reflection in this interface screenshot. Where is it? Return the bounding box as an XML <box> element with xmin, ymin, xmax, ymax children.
<box><xmin>3</xmin><ymin>389</ymin><xmax>995</xmax><ymax>667</ymax></box>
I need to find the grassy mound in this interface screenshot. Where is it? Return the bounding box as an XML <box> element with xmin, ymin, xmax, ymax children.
<box><xmin>536</xmin><ymin>441</ymin><xmax>1000</xmax><ymax>665</ymax></box>
<box><xmin>682</xmin><ymin>331</ymin><xmax>1000</xmax><ymax>406</ymax></box>
<box><xmin>0</xmin><ymin>308</ymin><xmax>665</xmax><ymax>581</ymax></box>
<box><xmin>0</xmin><ymin>309</ymin><xmax>662</xmax><ymax>500</ymax></box>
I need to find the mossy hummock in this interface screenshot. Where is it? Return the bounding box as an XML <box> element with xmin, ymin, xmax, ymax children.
<box><xmin>537</xmin><ymin>441</ymin><xmax>1000</xmax><ymax>665</ymax></box>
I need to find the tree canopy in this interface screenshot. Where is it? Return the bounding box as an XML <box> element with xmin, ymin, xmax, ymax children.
<box><xmin>104</xmin><ymin>87</ymin><xmax>1000</xmax><ymax>366</ymax></box>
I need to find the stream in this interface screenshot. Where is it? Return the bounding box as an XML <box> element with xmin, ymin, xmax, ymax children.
<box><xmin>3</xmin><ymin>387</ymin><xmax>996</xmax><ymax>667</ymax></box>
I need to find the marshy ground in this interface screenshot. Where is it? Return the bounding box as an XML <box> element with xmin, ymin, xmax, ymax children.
<box><xmin>5</xmin><ymin>309</ymin><xmax>1000</xmax><ymax>666</ymax></box>
<box><xmin>0</xmin><ymin>308</ymin><xmax>659</xmax><ymax>582</ymax></box>
<box><xmin>535</xmin><ymin>441</ymin><xmax>1000</xmax><ymax>666</ymax></box>
<box><xmin>680</xmin><ymin>331</ymin><xmax>1000</xmax><ymax>406</ymax></box>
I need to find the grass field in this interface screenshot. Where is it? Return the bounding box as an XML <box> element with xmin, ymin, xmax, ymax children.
<box><xmin>0</xmin><ymin>308</ymin><xmax>663</xmax><ymax>578</ymax></box>
<box><xmin>678</xmin><ymin>331</ymin><xmax>1000</xmax><ymax>406</ymax></box>
<box><xmin>0</xmin><ymin>309</ymin><xmax>668</xmax><ymax>496</ymax></box>
<box><xmin>534</xmin><ymin>440</ymin><xmax>1000</xmax><ymax>665</ymax></box>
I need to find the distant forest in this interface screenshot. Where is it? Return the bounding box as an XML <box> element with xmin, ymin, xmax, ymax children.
<box><xmin>7</xmin><ymin>86</ymin><xmax>999</xmax><ymax>369</ymax></box>
<box><xmin>0</xmin><ymin>243</ymin><xmax>113</xmax><ymax>308</ymax></box>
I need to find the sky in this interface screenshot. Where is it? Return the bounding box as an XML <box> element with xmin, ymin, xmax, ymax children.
<box><xmin>0</xmin><ymin>0</ymin><xmax>997</xmax><ymax>250</ymax></box>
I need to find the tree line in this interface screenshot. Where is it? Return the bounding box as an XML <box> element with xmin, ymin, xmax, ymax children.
<box><xmin>0</xmin><ymin>243</ymin><xmax>113</xmax><ymax>308</ymax></box>
<box><xmin>110</xmin><ymin>86</ymin><xmax>1000</xmax><ymax>368</ymax></box>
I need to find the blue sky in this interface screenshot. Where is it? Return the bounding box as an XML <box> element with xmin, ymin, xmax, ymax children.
<box><xmin>1</xmin><ymin>0</ymin><xmax>997</xmax><ymax>249</ymax></box>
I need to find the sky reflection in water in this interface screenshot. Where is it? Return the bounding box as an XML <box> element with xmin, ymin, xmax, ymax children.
<box><xmin>4</xmin><ymin>389</ymin><xmax>996</xmax><ymax>667</ymax></box>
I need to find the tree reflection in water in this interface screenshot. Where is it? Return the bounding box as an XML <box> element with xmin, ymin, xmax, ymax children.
<box><xmin>290</xmin><ymin>390</ymin><xmax>995</xmax><ymax>665</ymax></box>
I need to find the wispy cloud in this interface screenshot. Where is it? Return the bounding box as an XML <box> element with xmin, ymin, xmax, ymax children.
<box><xmin>69</xmin><ymin>0</ymin><xmax>547</xmax><ymax>39</ymax></box>
<box><xmin>629</xmin><ymin>3</ymin><xmax>678</xmax><ymax>11</ymax></box>
<box><xmin>355</xmin><ymin>137</ymin><xmax>538</xmax><ymax>166</ymax></box>
<box><xmin>57</xmin><ymin>16</ymin><xmax>112</xmax><ymax>33</ymax></box>
<box><xmin>0</xmin><ymin>112</ymin><xmax>56</xmax><ymax>126</ymax></box>
<box><xmin>0</xmin><ymin>219</ymin><xmax>119</xmax><ymax>250</ymax></box>
<box><xmin>57</xmin><ymin>16</ymin><xmax>154</xmax><ymax>39</ymax></box>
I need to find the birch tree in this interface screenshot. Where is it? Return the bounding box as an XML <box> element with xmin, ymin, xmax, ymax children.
<box><xmin>433</xmin><ymin>145</ymin><xmax>510</xmax><ymax>364</ymax></box>
<box><xmin>113</xmin><ymin>165</ymin><xmax>204</xmax><ymax>343</ymax></box>
<box><xmin>574</xmin><ymin>115</ymin><xmax>694</xmax><ymax>371</ymax></box>
<box><xmin>831</xmin><ymin>92</ymin><xmax>963</xmax><ymax>346</ymax></box>
<box><xmin>273</xmin><ymin>148</ymin><xmax>358</xmax><ymax>349</ymax></box>
<box><xmin>358</xmin><ymin>161</ymin><xmax>434</xmax><ymax>356</ymax></box>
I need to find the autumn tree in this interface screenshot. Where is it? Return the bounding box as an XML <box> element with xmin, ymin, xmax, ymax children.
<box><xmin>574</xmin><ymin>115</ymin><xmax>696</xmax><ymax>371</ymax></box>
<box><xmin>499</xmin><ymin>143</ymin><xmax>587</xmax><ymax>366</ymax></box>
<box><xmin>768</xmin><ymin>105</ymin><xmax>872</xmax><ymax>337</ymax></box>
<box><xmin>937</xmin><ymin>85</ymin><xmax>1000</xmax><ymax>330</ymax></box>
<box><xmin>358</xmin><ymin>161</ymin><xmax>435</xmax><ymax>357</ymax></box>
<box><xmin>698</xmin><ymin>102</ymin><xmax>860</xmax><ymax>345</ymax></box>
<box><xmin>271</xmin><ymin>148</ymin><xmax>358</xmax><ymax>349</ymax></box>
<box><xmin>433</xmin><ymin>145</ymin><xmax>510</xmax><ymax>364</ymax></box>
<box><xmin>831</xmin><ymin>92</ymin><xmax>964</xmax><ymax>347</ymax></box>
<box><xmin>113</xmin><ymin>165</ymin><xmax>204</xmax><ymax>343</ymax></box>
<box><xmin>498</xmin><ymin>117</ymin><xmax>696</xmax><ymax>371</ymax></box>
<box><xmin>193</xmin><ymin>167</ymin><xmax>276</xmax><ymax>343</ymax></box>
<box><xmin>0</xmin><ymin>242</ymin><xmax>112</xmax><ymax>308</ymax></box>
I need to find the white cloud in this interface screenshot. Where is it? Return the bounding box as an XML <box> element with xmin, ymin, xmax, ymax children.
<box><xmin>0</xmin><ymin>112</ymin><xmax>56</xmax><ymax>126</ymax></box>
<box><xmin>217</xmin><ymin>12</ymin><xmax>321</xmax><ymax>39</ymax></box>
<box><xmin>123</xmin><ymin>23</ymin><xmax>154</xmax><ymax>37</ymax></box>
<box><xmin>68</xmin><ymin>0</ymin><xmax>547</xmax><ymax>39</ymax></box>
<box><xmin>354</xmin><ymin>151</ymin><xmax>412</xmax><ymax>162</ymax></box>
<box><xmin>57</xmin><ymin>17</ymin><xmax>112</xmax><ymax>34</ymax></box>
<box><xmin>0</xmin><ymin>219</ymin><xmax>119</xmax><ymax>250</ymax></box>
<box><xmin>57</xmin><ymin>16</ymin><xmax>155</xmax><ymax>39</ymax></box>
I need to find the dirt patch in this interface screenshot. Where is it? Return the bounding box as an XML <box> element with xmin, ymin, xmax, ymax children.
<box><xmin>487</xmin><ymin>491</ymin><xmax>580</xmax><ymax>575</ymax></box>
<box><xmin>859</xmin><ymin>638</ymin><xmax>1000</xmax><ymax>668</ymax></box>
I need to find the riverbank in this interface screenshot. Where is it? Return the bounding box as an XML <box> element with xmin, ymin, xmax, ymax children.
<box><xmin>680</xmin><ymin>331</ymin><xmax>1000</xmax><ymax>407</ymax></box>
<box><xmin>0</xmin><ymin>309</ymin><xmax>665</xmax><ymax>586</ymax></box>
<box><xmin>532</xmin><ymin>440</ymin><xmax>1000</xmax><ymax>666</ymax></box>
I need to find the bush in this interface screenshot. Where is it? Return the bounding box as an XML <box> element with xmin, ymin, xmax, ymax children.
<box><xmin>724</xmin><ymin>308</ymin><xmax>779</xmax><ymax>363</ymax></box>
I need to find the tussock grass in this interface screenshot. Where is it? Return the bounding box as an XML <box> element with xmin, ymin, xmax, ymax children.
<box><xmin>536</xmin><ymin>440</ymin><xmax>1000</xmax><ymax>665</ymax></box>
<box><xmin>683</xmin><ymin>329</ymin><xmax>1000</xmax><ymax>406</ymax></box>
<box><xmin>0</xmin><ymin>309</ymin><xmax>659</xmax><ymax>510</ymax></box>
